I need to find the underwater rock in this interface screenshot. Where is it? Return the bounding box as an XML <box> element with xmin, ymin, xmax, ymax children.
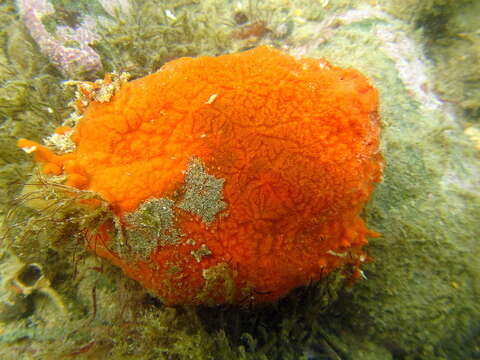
<box><xmin>1</xmin><ymin>0</ymin><xmax>478</xmax><ymax>359</ymax></box>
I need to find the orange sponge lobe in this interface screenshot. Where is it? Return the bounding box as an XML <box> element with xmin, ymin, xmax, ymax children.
<box><xmin>19</xmin><ymin>46</ymin><xmax>382</xmax><ymax>305</ymax></box>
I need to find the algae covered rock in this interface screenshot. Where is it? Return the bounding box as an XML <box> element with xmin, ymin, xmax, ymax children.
<box><xmin>0</xmin><ymin>0</ymin><xmax>478</xmax><ymax>359</ymax></box>
<box><xmin>297</xmin><ymin>2</ymin><xmax>480</xmax><ymax>358</ymax></box>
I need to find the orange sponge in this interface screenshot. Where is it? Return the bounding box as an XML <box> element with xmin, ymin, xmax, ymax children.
<box><xmin>18</xmin><ymin>46</ymin><xmax>382</xmax><ymax>305</ymax></box>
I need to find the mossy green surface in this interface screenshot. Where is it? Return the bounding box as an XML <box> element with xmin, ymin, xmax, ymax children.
<box><xmin>421</xmin><ymin>0</ymin><xmax>480</xmax><ymax>122</ymax></box>
<box><xmin>303</xmin><ymin>6</ymin><xmax>480</xmax><ymax>358</ymax></box>
<box><xmin>0</xmin><ymin>2</ymin><xmax>69</xmax><ymax>217</ymax></box>
<box><xmin>0</xmin><ymin>0</ymin><xmax>479</xmax><ymax>359</ymax></box>
<box><xmin>92</xmin><ymin>0</ymin><xmax>233</xmax><ymax>78</ymax></box>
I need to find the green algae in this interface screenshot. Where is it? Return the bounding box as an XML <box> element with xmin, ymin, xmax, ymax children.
<box><xmin>93</xmin><ymin>0</ymin><xmax>232</xmax><ymax>79</ymax></box>
<box><xmin>302</xmin><ymin>4</ymin><xmax>480</xmax><ymax>358</ymax></box>
<box><xmin>0</xmin><ymin>2</ymin><xmax>70</xmax><ymax>219</ymax></box>
<box><xmin>420</xmin><ymin>0</ymin><xmax>480</xmax><ymax>122</ymax></box>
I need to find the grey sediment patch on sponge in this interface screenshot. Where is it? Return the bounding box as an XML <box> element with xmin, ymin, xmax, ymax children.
<box><xmin>123</xmin><ymin>198</ymin><xmax>182</xmax><ymax>260</ymax></box>
<box><xmin>178</xmin><ymin>157</ymin><xmax>227</xmax><ymax>225</ymax></box>
<box><xmin>117</xmin><ymin>156</ymin><xmax>227</xmax><ymax>260</ymax></box>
